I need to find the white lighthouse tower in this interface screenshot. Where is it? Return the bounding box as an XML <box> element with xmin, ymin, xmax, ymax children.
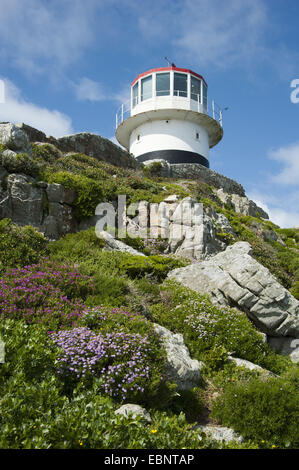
<box><xmin>115</xmin><ymin>65</ymin><xmax>223</xmax><ymax>169</ymax></box>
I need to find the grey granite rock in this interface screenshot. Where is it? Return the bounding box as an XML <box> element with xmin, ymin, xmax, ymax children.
<box><xmin>5</xmin><ymin>173</ymin><xmax>44</xmax><ymax>227</ymax></box>
<box><xmin>115</xmin><ymin>404</ymin><xmax>151</xmax><ymax>423</ymax></box>
<box><xmin>0</xmin><ymin>122</ymin><xmax>32</xmax><ymax>155</ymax></box>
<box><xmin>267</xmin><ymin>336</ymin><xmax>299</xmax><ymax>363</ymax></box>
<box><xmin>97</xmin><ymin>230</ymin><xmax>146</xmax><ymax>256</ymax></box>
<box><xmin>198</xmin><ymin>425</ymin><xmax>244</xmax><ymax>444</ymax></box>
<box><xmin>216</xmin><ymin>188</ymin><xmax>269</xmax><ymax>219</ymax></box>
<box><xmin>227</xmin><ymin>356</ymin><xmax>276</xmax><ymax>376</ymax></box>
<box><xmin>153</xmin><ymin>323</ymin><xmax>204</xmax><ymax>390</ymax></box>
<box><xmin>169</xmin><ymin>163</ymin><xmax>245</xmax><ymax>196</ymax></box>
<box><xmin>168</xmin><ymin>241</ymin><xmax>299</xmax><ymax>338</ymax></box>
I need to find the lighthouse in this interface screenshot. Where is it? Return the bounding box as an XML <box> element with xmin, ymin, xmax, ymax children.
<box><xmin>115</xmin><ymin>66</ymin><xmax>223</xmax><ymax>169</ymax></box>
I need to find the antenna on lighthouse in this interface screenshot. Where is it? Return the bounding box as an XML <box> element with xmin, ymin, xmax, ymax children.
<box><xmin>164</xmin><ymin>57</ymin><xmax>176</xmax><ymax>67</ymax></box>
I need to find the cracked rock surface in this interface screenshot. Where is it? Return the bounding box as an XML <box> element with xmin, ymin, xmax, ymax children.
<box><xmin>168</xmin><ymin>241</ymin><xmax>299</xmax><ymax>338</ymax></box>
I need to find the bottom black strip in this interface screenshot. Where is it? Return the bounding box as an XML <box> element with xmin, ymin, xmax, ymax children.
<box><xmin>136</xmin><ymin>150</ymin><xmax>209</xmax><ymax>168</ymax></box>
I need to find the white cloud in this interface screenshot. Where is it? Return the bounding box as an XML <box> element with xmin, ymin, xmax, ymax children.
<box><xmin>269</xmin><ymin>142</ymin><xmax>299</xmax><ymax>185</ymax></box>
<box><xmin>0</xmin><ymin>0</ymin><xmax>101</xmax><ymax>74</ymax></box>
<box><xmin>0</xmin><ymin>78</ymin><xmax>73</xmax><ymax>137</ymax></box>
<box><xmin>246</xmin><ymin>140</ymin><xmax>299</xmax><ymax>228</ymax></box>
<box><xmin>112</xmin><ymin>83</ymin><xmax>131</xmax><ymax>105</ymax></box>
<box><xmin>137</xmin><ymin>0</ymin><xmax>267</xmax><ymax>67</ymax></box>
<box><xmin>248</xmin><ymin>190</ymin><xmax>299</xmax><ymax>228</ymax></box>
<box><xmin>136</xmin><ymin>0</ymin><xmax>298</xmax><ymax>76</ymax></box>
<box><xmin>73</xmin><ymin>78</ymin><xmax>106</xmax><ymax>102</ymax></box>
<box><xmin>174</xmin><ymin>0</ymin><xmax>267</xmax><ymax>67</ymax></box>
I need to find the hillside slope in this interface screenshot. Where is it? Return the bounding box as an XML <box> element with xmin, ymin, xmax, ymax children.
<box><xmin>0</xmin><ymin>122</ymin><xmax>298</xmax><ymax>449</ymax></box>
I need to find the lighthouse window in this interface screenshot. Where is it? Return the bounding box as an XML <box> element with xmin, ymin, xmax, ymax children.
<box><xmin>132</xmin><ymin>82</ymin><xmax>138</xmax><ymax>107</ymax></box>
<box><xmin>203</xmin><ymin>83</ymin><xmax>208</xmax><ymax>112</ymax></box>
<box><xmin>156</xmin><ymin>72</ymin><xmax>170</xmax><ymax>96</ymax></box>
<box><xmin>174</xmin><ymin>73</ymin><xmax>187</xmax><ymax>97</ymax></box>
<box><xmin>191</xmin><ymin>76</ymin><xmax>201</xmax><ymax>102</ymax></box>
<box><xmin>141</xmin><ymin>75</ymin><xmax>152</xmax><ymax>101</ymax></box>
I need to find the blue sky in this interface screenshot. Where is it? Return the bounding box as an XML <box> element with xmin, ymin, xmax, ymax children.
<box><xmin>0</xmin><ymin>0</ymin><xmax>299</xmax><ymax>227</ymax></box>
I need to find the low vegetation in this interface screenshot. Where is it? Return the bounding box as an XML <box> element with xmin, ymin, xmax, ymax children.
<box><xmin>0</xmin><ymin>144</ymin><xmax>298</xmax><ymax>449</ymax></box>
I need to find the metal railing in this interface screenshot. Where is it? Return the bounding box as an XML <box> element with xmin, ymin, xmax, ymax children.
<box><xmin>116</xmin><ymin>93</ymin><xmax>223</xmax><ymax>128</ymax></box>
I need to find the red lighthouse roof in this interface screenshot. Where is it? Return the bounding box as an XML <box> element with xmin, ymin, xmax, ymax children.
<box><xmin>131</xmin><ymin>66</ymin><xmax>208</xmax><ymax>87</ymax></box>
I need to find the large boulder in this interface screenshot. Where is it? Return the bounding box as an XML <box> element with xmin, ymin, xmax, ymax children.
<box><xmin>0</xmin><ymin>123</ymin><xmax>32</xmax><ymax>155</ymax></box>
<box><xmin>15</xmin><ymin>123</ymin><xmax>139</xmax><ymax>170</ymax></box>
<box><xmin>133</xmin><ymin>196</ymin><xmax>235</xmax><ymax>260</ymax></box>
<box><xmin>168</xmin><ymin>242</ymin><xmax>299</xmax><ymax>338</ymax></box>
<box><xmin>0</xmin><ymin>173</ymin><xmax>44</xmax><ymax>227</ymax></box>
<box><xmin>115</xmin><ymin>404</ymin><xmax>151</xmax><ymax>423</ymax></box>
<box><xmin>56</xmin><ymin>132</ymin><xmax>139</xmax><ymax>169</ymax></box>
<box><xmin>153</xmin><ymin>323</ymin><xmax>204</xmax><ymax>390</ymax></box>
<box><xmin>0</xmin><ymin>174</ymin><xmax>77</xmax><ymax>239</ymax></box>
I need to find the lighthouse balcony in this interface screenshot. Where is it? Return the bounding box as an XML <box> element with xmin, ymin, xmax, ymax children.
<box><xmin>116</xmin><ymin>94</ymin><xmax>223</xmax><ymax>129</ymax></box>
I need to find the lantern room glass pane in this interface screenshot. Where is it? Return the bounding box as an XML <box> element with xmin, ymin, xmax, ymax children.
<box><xmin>132</xmin><ymin>82</ymin><xmax>138</xmax><ymax>107</ymax></box>
<box><xmin>141</xmin><ymin>75</ymin><xmax>152</xmax><ymax>101</ymax></box>
<box><xmin>156</xmin><ymin>72</ymin><xmax>170</xmax><ymax>96</ymax></box>
<box><xmin>203</xmin><ymin>83</ymin><xmax>208</xmax><ymax>112</ymax></box>
<box><xmin>174</xmin><ymin>73</ymin><xmax>187</xmax><ymax>97</ymax></box>
<box><xmin>191</xmin><ymin>76</ymin><xmax>201</xmax><ymax>102</ymax></box>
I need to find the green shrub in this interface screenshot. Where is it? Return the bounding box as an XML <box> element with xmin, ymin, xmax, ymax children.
<box><xmin>142</xmin><ymin>161</ymin><xmax>163</xmax><ymax>177</ymax></box>
<box><xmin>194</xmin><ymin>181</ymin><xmax>223</xmax><ymax>206</ymax></box>
<box><xmin>48</xmin><ymin>228</ymin><xmax>105</xmax><ymax>262</ymax></box>
<box><xmin>290</xmin><ymin>281</ymin><xmax>299</xmax><ymax>299</ymax></box>
<box><xmin>0</xmin><ymin>319</ymin><xmax>58</xmax><ymax>384</ymax></box>
<box><xmin>119</xmin><ymin>255</ymin><xmax>188</xmax><ymax>282</ymax></box>
<box><xmin>0</xmin><ymin>219</ymin><xmax>48</xmax><ymax>272</ymax></box>
<box><xmin>84</xmin><ymin>274</ymin><xmax>129</xmax><ymax>307</ymax></box>
<box><xmin>0</xmin><ymin>318</ymin><xmax>212</xmax><ymax>449</ymax></box>
<box><xmin>151</xmin><ymin>281</ymin><xmax>287</xmax><ymax>374</ymax></box>
<box><xmin>0</xmin><ymin>151</ymin><xmax>42</xmax><ymax>178</ymax></box>
<box><xmin>115</xmin><ymin>232</ymin><xmax>151</xmax><ymax>255</ymax></box>
<box><xmin>0</xmin><ymin>143</ymin><xmax>7</xmax><ymax>154</ymax></box>
<box><xmin>44</xmin><ymin>171</ymin><xmax>116</xmax><ymax>220</ymax></box>
<box><xmin>31</xmin><ymin>143</ymin><xmax>62</xmax><ymax>164</ymax></box>
<box><xmin>211</xmin><ymin>372</ymin><xmax>299</xmax><ymax>448</ymax></box>
<box><xmin>0</xmin><ymin>382</ymin><xmax>211</xmax><ymax>449</ymax></box>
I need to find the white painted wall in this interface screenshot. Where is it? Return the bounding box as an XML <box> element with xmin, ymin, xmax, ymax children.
<box><xmin>129</xmin><ymin>119</ymin><xmax>210</xmax><ymax>160</ymax></box>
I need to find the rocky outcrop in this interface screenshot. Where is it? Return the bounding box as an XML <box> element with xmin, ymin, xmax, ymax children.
<box><xmin>115</xmin><ymin>404</ymin><xmax>152</xmax><ymax>423</ymax></box>
<box><xmin>171</xmin><ymin>162</ymin><xmax>245</xmax><ymax>196</ymax></box>
<box><xmin>227</xmin><ymin>356</ymin><xmax>276</xmax><ymax>377</ymax></box>
<box><xmin>97</xmin><ymin>230</ymin><xmax>146</xmax><ymax>257</ymax></box>
<box><xmin>215</xmin><ymin>188</ymin><xmax>269</xmax><ymax>219</ymax></box>
<box><xmin>143</xmin><ymin>160</ymin><xmax>245</xmax><ymax>196</ymax></box>
<box><xmin>56</xmin><ymin>133</ymin><xmax>139</xmax><ymax>169</ymax></box>
<box><xmin>153</xmin><ymin>323</ymin><xmax>204</xmax><ymax>390</ymax></box>
<box><xmin>0</xmin><ymin>174</ymin><xmax>77</xmax><ymax>239</ymax></box>
<box><xmin>0</xmin><ymin>122</ymin><xmax>32</xmax><ymax>155</ymax></box>
<box><xmin>126</xmin><ymin>196</ymin><xmax>235</xmax><ymax>261</ymax></box>
<box><xmin>16</xmin><ymin>123</ymin><xmax>139</xmax><ymax>170</ymax></box>
<box><xmin>168</xmin><ymin>242</ymin><xmax>299</xmax><ymax>338</ymax></box>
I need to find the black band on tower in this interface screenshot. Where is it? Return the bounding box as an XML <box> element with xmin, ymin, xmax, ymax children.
<box><xmin>136</xmin><ymin>150</ymin><xmax>209</xmax><ymax>168</ymax></box>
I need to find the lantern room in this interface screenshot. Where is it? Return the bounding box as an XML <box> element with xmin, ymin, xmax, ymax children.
<box><xmin>115</xmin><ymin>66</ymin><xmax>223</xmax><ymax>169</ymax></box>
